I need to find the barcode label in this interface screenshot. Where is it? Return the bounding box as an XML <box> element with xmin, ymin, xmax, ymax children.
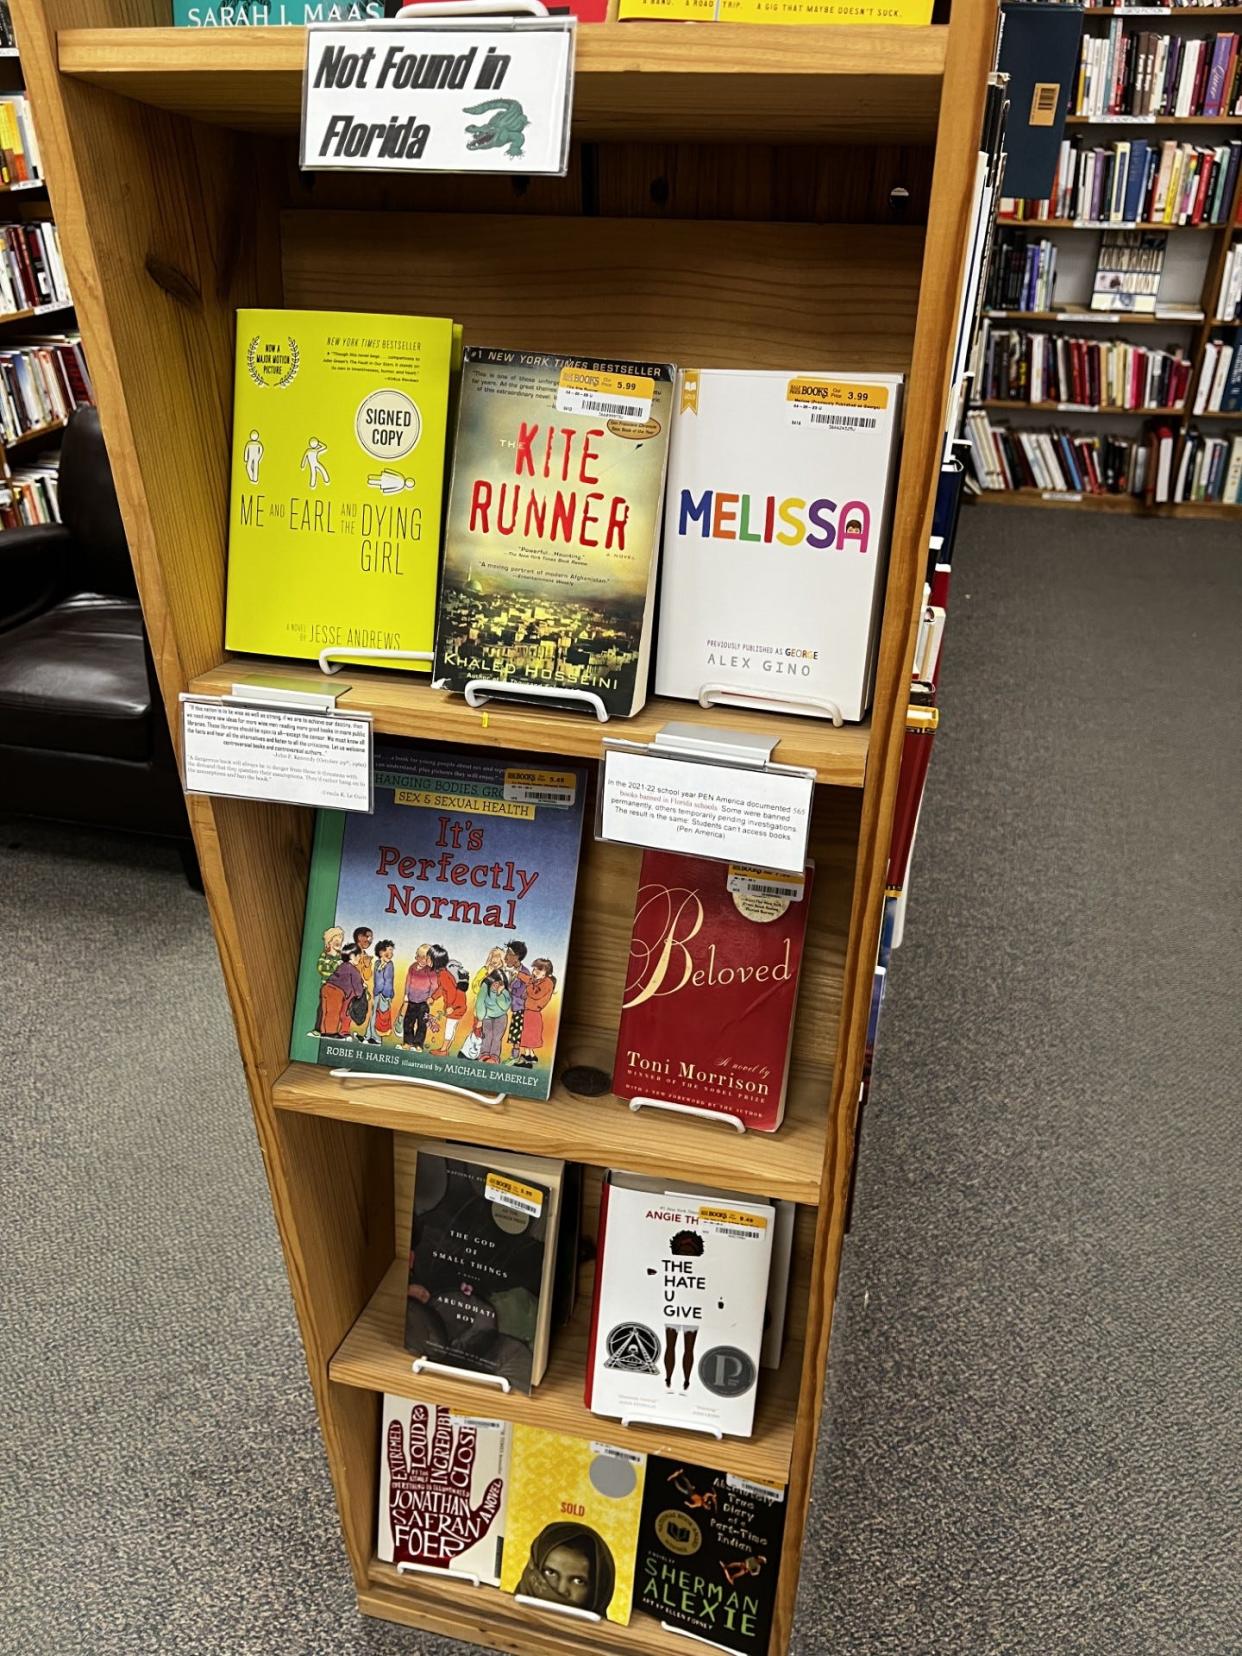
<box><xmin>809</xmin><ymin>411</ymin><xmax>877</xmax><ymax>429</ymax></box>
<box><xmin>484</xmin><ymin>1172</ymin><xmax>543</xmax><ymax>1218</ymax></box>
<box><xmin>590</xmin><ymin>1441</ymin><xmax>645</xmax><ymax>1465</ymax></box>
<box><xmin>556</xmin><ymin>365</ymin><xmax>654</xmax><ymax>424</ymax></box>
<box><xmin>503</xmin><ymin>768</ymin><xmax>577</xmax><ymax>809</ymax></box>
<box><xmin>558</xmin><ymin>392</ymin><xmax>650</xmax><ymax>419</ymax></box>
<box><xmin>450</xmin><ymin>1414</ymin><xmax>505</xmax><ymax>1432</ymax></box>
<box><xmin>726</xmin><ymin>1473</ymin><xmax>786</xmax><ymax>1503</ymax></box>
<box><xmin>1030</xmin><ymin>82</ymin><xmax>1059</xmax><ymax>126</ymax></box>
<box><xmin>727</xmin><ymin>864</ymin><xmax>806</xmax><ymax>903</ymax></box>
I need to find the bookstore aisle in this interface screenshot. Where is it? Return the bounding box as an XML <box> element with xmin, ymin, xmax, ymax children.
<box><xmin>2</xmin><ymin>505</ymin><xmax>1237</xmax><ymax>1656</ymax></box>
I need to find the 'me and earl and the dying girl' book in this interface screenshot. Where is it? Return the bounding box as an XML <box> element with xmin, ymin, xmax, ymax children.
<box><xmin>434</xmin><ymin>348</ymin><xmax>675</xmax><ymax>717</ymax></box>
<box><xmin>289</xmin><ymin>744</ymin><xmax>586</xmax><ymax>1099</ymax></box>
<box><xmin>612</xmin><ymin>851</ymin><xmax>814</xmax><ymax>1132</ymax></box>
<box><xmin>656</xmin><ymin>367</ymin><xmax>904</xmax><ymax>723</ymax></box>
<box><xmin>226</xmin><ymin>307</ymin><xmax>458</xmax><ymax>669</ymax></box>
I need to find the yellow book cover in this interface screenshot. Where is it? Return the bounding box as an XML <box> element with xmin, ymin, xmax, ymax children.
<box><xmin>618</xmin><ymin>0</ymin><xmax>716</xmax><ymax>19</ymax></box>
<box><xmin>499</xmin><ymin>1426</ymin><xmax>646</xmax><ymax>1625</ymax></box>
<box><xmin>718</xmin><ymin>0</ymin><xmax>933</xmax><ymax>20</ymax></box>
<box><xmin>225</xmin><ymin>307</ymin><xmax>456</xmax><ymax>669</ymax></box>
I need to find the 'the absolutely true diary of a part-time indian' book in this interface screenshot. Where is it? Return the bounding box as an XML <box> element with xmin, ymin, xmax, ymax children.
<box><xmin>433</xmin><ymin>347</ymin><xmax>674</xmax><ymax>717</ymax></box>
<box><xmin>225</xmin><ymin>308</ymin><xmax>457</xmax><ymax>668</ymax></box>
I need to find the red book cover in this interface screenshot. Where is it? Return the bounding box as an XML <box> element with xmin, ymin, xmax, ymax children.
<box><xmin>611</xmin><ymin>852</ymin><xmax>813</xmax><ymax>1132</ymax></box>
<box><xmin>888</xmin><ymin>708</ymin><xmax>938</xmax><ymax>891</ymax></box>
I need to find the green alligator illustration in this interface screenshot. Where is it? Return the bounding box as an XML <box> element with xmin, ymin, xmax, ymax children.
<box><xmin>463</xmin><ymin>99</ymin><xmax>528</xmax><ymax>161</ymax></box>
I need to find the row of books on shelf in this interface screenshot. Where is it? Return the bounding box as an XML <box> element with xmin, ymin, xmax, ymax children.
<box><xmin>971</xmin><ymin>322</ymin><xmax>1194</xmax><ymax>410</ymax></box>
<box><xmin>0</xmin><ymin>0</ymin><xmax>15</xmax><ymax>49</ymax></box>
<box><xmin>227</xmin><ymin>310</ymin><xmax>904</xmax><ymax>723</ymax></box>
<box><xmin>292</xmin><ymin>742</ymin><xmax>812</xmax><ymax>1118</ymax></box>
<box><xmin>172</xmin><ymin>0</ymin><xmax>936</xmax><ymax>26</ymax></box>
<box><xmin>0</xmin><ymin>449</ymin><xmax>59</xmax><ymax>528</ymax></box>
<box><xmin>1075</xmin><ymin>22</ymin><xmax>1242</xmax><ymax>119</ymax></box>
<box><xmin>0</xmin><ymin>335</ymin><xmax>92</xmax><ymax>447</ymax></box>
<box><xmin>965</xmin><ymin>409</ymin><xmax>1242</xmax><ymax>502</ymax></box>
<box><xmin>0</xmin><ymin>220</ymin><xmax>72</xmax><ymax>317</ymax></box>
<box><xmin>1083</xmin><ymin>2</ymin><xmax>1242</xmax><ymax>10</ymax></box>
<box><xmin>986</xmin><ymin>229</ymin><xmax>1060</xmax><ymax>313</ymax></box>
<box><xmin>1219</xmin><ymin>241</ymin><xmax>1242</xmax><ymax>317</ymax></box>
<box><xmin>0</xmin><ymin>94</ymin><xmax>41</xmax><ymax>187</ymax></box>
<box><xmin>1001</xmin><ymin>137</ymin><xmax>1241</xmax><ymax>226</ymax></box>
<box><xmin>1195</xmin><ymin>334</ymin><xmax>1242</xmax><ymax>408</ymax></box>
<box><xmin>378</xmin><ymin>1400</ymin><xmax>786</xmax><ymax>1648</ymax></box>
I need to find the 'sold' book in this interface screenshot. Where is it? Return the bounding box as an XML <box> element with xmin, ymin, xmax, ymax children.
<box><xmin>499</xmin><ymin>1424</ymin><xmax>647</xmax><ymax>1625</ymax></box>
<box><xmin>433</xmin><ymin>347</ymin><xmax>675</xmax><ymax>717</ymax></box>
<box><xmin>585</xmin><ymin>1174</ymin><xmax>775</xmax><ymax>1438</ymax></box>
<box><xmin>635</xmin><ymin>1457</ymin><xmax>787</xmax><ymax>1655</ymax></box>
<box><xmin>377</xmin><ymin>1397</ymin><xmax>510</xmax><ymax>1584</ymax></box>
<box><xmin>404</xmin><ymin>1141</ymin><xmax>565</xmax><ymax>1393</ymax></box>
<box><xmin>611</xmin><ymin>852</ymin><xmax>814</xmax><ymax>1132</ymax></box>
<box><xmin>226</xmin><ymin>308</ymin><xmax>456</xmax><ymax>667</ymax></box>
<box><xmin>655</xmin><ymin>367</ymin><xmax>904</xmax><ymax>722</ymax></box>
<box><xmin>289</xmin><ymin>743</ymin><xmax>586</xmax><ymax>1100</ymax></box>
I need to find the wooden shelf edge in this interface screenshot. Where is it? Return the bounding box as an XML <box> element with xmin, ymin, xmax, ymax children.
<box><xmin>187</xmin><ymin>658</ymin><xmax>871</xmax><ymax>787</ymax></box>
<box><xmin>966</xmin><ymin>488</ymin><xmax>1242</xmax><ymax>515</ymax></box>
<box><xmin>974</xmin><ymin>401</ymin><xmax>1188</xmax><ymax>414</ymax></box>
<box><xmin>330</xmin><ymin>1258</ymin><xmax>801</xmax><ymax>1485</ymax></box>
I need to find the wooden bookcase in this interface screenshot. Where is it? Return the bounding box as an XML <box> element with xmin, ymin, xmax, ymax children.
<box><xmin>11</xmin><ymin>1</ymin><xmax>993</xmax><ymax>1648</ymax></box>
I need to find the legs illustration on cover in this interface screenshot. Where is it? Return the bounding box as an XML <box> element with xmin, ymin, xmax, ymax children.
<box><xmin>300</xmin><ymin>437</ymin><xmax>330</xmax><ymax>489</ymax></box>
<box><xmin>243</xmin><ymin>429</ymin><xmax>263</xmax><ymax>485</ymax></box>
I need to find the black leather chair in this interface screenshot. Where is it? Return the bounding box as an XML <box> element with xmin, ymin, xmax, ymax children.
<box><xmin>0</xmin><ymin>407</ymin><xmax>193</xmax><ymax>869</ymax></box>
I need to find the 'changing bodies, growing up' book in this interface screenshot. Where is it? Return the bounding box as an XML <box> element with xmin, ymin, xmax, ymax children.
<box><xmin>289</xmin><ymin>744</ymin><xmax>586</xmax><ymax>1099</ymax></box>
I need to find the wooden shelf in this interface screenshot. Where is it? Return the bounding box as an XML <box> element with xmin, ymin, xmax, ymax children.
<box><xmin>997</xmin><ymin>217</ymin><xmax>1223</xmax><ymax>230</ymax></box>
<box><xmin>974</xmin><ymin>400</ymin><xmax>1186</xmax><ymax>414</ymax></box>
<box><xmin>1081</xmin><ymin>5</ymin><xmax>1242</xmax><ymax>13</ymax></box>
<box><xmin>187</xmin><ymin>658</ymin><xmax>871</xmax><ymax>787</ymax></box>
<box><xmin>0</xmin><ymin>176</ymin><xmax>43</xmax><ymax>192</ymax></box>
<box><xmin>0</xmin><ymin>300</ymin><xmax>74</xmax><ymax>325</ymax></box>
<box><xmin>1066</xmin><ymin>114</ymin><xmax>1242</xmax><ymax>125</ymax></box>
<box><xmin>0</xmin><ymin>414</ymin><xmax>68</xmax><ymax>451</ymax></box>
<box><xmin>968</xmin><ymin>488</ymin><xmax>1242</xmax><ymax>516</ymax></box>
<box><xmin>331</xmin><ymin>1258</ymin><xmax>801</xmax><ymax>1486</ymax></box>
<box><xmin>56</xmin><ymin>22</ymin><xmax>947</xmax><ymax>144</ymax></box>
<box><xmin>363</xmin><ymin>1558</ymin><xmax>693</xmax><ymax>1652</ymax></box>
<box><xmin>1194</xmin><ymin>406</ymin><xmax>1242</xmax><ymax>416</ymax></box>
<box><xmin>984</xmin><ymin>307</ymin><xmax>1205</xmax><ymax>323</ymax></box>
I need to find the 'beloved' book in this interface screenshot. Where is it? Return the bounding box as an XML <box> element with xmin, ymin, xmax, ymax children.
<box><xmin>289</xmin><ymin>743</ymin><xmax>586</xmax><ymax>1099</ymax></box>
<box><xmin>655</xmin><ymin>367</ymin><xmax>904</xmax><ymax>722</ymax></box>
<box><xmin>226</xmin><ymin>308</ymin><xmax>456</xmax><ymax>667</ymax></box>
<box><xmin>585</xmin><ymin>1173</ymin><xmax>775</xmax><ymax>1438</ymax></box>
<box><xmin>635</xmin><ymin>1457</ymin><xmax>787</xmax><ymax>1655</ymax></box>
<box><xmin>378</xmin><ymin>1397</ymin><xmax>510</xmax><ymax>1584</ymax></box>
<box><xmin>611</xmin><ymin>852</ymin><xmax>813</xmax><ymax>1132</ymax></box>
<box><xmin>404</xmin><ymin>1141</ymin><xmax>565</xmax><ymax>1394</ymax></box>
<box><xmin>500</xmin><ymin>1424</ymin><xmax>646</xmax><ymax>1625</ymax></box>
<box><xmin>433</xmin><ymin>347</ymin><xmax>675</xmax><ymax>717</ymax></box>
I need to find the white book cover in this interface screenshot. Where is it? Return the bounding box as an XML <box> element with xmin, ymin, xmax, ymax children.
<box><xmin>377</xmin><ymin>1396</ymin><xmax>511</xmax><ymax>1585</ymax></box>
<box><xmin>585</xmin><ymin>1175</ymin><xmax>775</xmax><ymax>1438</ymax></box>
<box><xmin>655</xmin><ymin>368</ymin><xmax>903</xmax><ymax>723</ymax></box>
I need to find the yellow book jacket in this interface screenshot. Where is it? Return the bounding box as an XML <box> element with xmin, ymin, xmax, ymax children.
<box><xmin>225</xmin><ymin>308</ymin><xmax>457</xmax><ymax>669</ymax></box>
<box><xmin>500</xmin><ymin>1426</ymin><xmax>646</xmax><ymax>1625</ymax></box>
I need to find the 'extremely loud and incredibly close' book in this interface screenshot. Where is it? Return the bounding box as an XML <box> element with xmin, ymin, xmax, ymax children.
<box><xmin>433</xmin><ymin>347</ymin><xmax>675</xmax><ymax>717</ymax></box>
<box><xmin>289</xmin><ymin>743</ymin><xmax>586</xmax><ymax>1099</ymax></box>
<box><xmin>655</xmin><ymin>367</ymin><xmax>904</xmax><ymax>722</ymax></box>
<box><xmin>226</xmin><ymin>307</ymin><xmax>456</xmax><ymax>667</ymax></box>
<box><xmin>586</xmin><ymin>1174</ymin><xmax>775</xmax><ymax>1438</ymax></box>
<box><xmin>377</xmin><ymin>1397</ymin><xmax>510</xmax><ymax>1584</ymax></box>
<box><xmin>635</xmin><ymin>1456</ymin><xmax>787</xmax><ymax>1655</ymax></box>
<box><xmin>500</xmin><ymin>1424</ymin><xmax>647</xmax><ymax>1625</ymax></box>
<box><xmin>404</xmin><ymin>1141</ymin><xmax>565</xmax><ymax>1393</ymax></box>
<box><xmin>611</xmin><ymin>852</ymin><xmax>814</xmax><ymax>1132</ymax></box>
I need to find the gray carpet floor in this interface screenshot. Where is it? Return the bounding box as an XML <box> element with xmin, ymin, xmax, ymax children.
<box><xmin>1</xmin><ymin>506</ymin><xmax>1238</xmax><ymax>1655</ymax></box>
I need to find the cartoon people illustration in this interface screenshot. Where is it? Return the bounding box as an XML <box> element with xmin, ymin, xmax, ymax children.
<box><xmin>425</xmin><ymin>944</ymin><xmax>467</xmax><ymax>1055</ymax></box>
<box><xmin>469</xmin><ymin>947</ymin><xmax>506</xmax><ymax>1009</ymax></box>
<box><xmin>397</xmin><ymin>944</ymin><xmax>437</xmax><ymax>1051</ymax></box>
<box><xmin>317</xmin><ymin>944</ymin><xmax>365</xmax><ymax>1040</ymax></box>
<box><xmin>516</xmin><ymin>957</ymin><xmax>554</xmax><ymax>1069</ymax></box>
<box><xmin>310</xmin><ymin>927</ymin><xmax>345</xmax><ymax>1035</ymax></box>
<box><xmin>349</xmin><ymin>926</ymin><xmax>374</xmax><ymax>1038</ymax></box>
<box><xmin>367</xmin><ymin>939</ymin><xmax>395</xmax><ymax>1044</ymax></box>
<box><xmin>515</xmin><ymin>1523</ymin><xmax>616</xmax><ymax>1618</ymax></box>
<box><xmin>243</xmin><ymin>429</ymin><xmax>263</xmax><ymax>485</ymax></box>
<box><xmin>473</xmin><ymin>968</ymin><xmax>511</xmax><ymax>1065</ymax></box>
<box><xmin>301</xmin><ymin>436</ymin><xmax>330</xmax><ymax>489</ymax></box>
<box><xmin>503</xmin><ymin>939</ymin><xmax>530</xmax><ymax>1062</ymax></box>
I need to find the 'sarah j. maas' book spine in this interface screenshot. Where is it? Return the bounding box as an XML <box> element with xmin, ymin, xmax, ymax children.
<box><xmin>434</xmin><ymin>347</ymin><xmax>675</xmax><ymax>718</ymax></box>
<box><xmin>636</xmin><ymin>1457</ymin><xmax>787</xmax><ymax>1656</ymax></box>
<box><xmin>611</xmin><ymin>853</ymin><xmax>813</xmax><ymax>1132</ymax></box>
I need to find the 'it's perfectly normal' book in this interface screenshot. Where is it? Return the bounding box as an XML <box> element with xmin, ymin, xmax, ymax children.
<box><xmin>289</xmin><ymin>743</ymin><xmax>586</xmax><ymax>1099</ymax></box>
<box><xmin>225</xmin><ymin>307</ymin><xmax>457</xmax><ymax>668</ymax></box>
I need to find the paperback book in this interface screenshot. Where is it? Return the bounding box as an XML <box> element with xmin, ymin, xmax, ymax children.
<box><xmin>1091</xmin><ymin>230</ymin><xmax>1166</xmax><ymax>314</ymax></box>
<box><xmin>289</xmin><ymin>743</ymin><xmax>586</xmax><ymax>1098</ymax></box>
<box><xmin>226</xmin><ymin>308</ymin><xmax>456</xmax><ymax>668</ymax></box>
<box><xmin>404</xmin><ymin>1141</ymin><xmax>565</xmax><ymax>1393</ymax></box>
<box><xmin>611</xmin><ymin>851</ymin><xmax>814</xmax><ymax>1132</ymax></box>
<box><xmin>377</xmin><ymin>1397</ymin><xmax>510</xmax><ymax>1584</ymax></box>
<box><xmin>635</xmin><ymin>1457</ymin><xmax>787</xmax><ymax>1655</ymax></box>
<box><xmin>499</xmin><ymin>1424</ymin><xmax>646</xmax><ymax>1625</ymax></box>
<box><xmin>655</xmin><ymin>367</ymin><xmax>904</xmax><ymax>723</ymax></box>
<box><xmin>433</xmin><ymin>347</ymin><xmax>675</xmax><ymax>717</ymax></box>
<box><xmin>585</xmin><ymin>1173</ymin><xmax>775</xmax><ymax>1438</ymax></box>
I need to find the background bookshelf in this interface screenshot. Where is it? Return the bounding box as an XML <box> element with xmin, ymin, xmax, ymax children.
<box><xmin>10</xmin><ymin>0</ymin><xmax>995</xmax><ymax>1650</ymax></box>
<box><xmin>968</xmin><ymin>1</ymin><xmax>1242</xmax><ymax>513</ymax></box>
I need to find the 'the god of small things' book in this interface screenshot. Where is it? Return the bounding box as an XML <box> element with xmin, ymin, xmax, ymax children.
<box><xmin>655</xmin><ymin>367</ymin><xmax>904</xmax><ymax>722</ymax></box>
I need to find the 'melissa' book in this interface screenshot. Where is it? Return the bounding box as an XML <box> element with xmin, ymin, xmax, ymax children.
<box><xmin>656</xmin><ymin>367</ymin><xmax>904</xmax><ymax>722</ymax></box>
<box><xmin>377</xmin><ymin>1397</ymin><xmax>510</xmax><ymax>1584</ymax></box>
<box><xmin>612</xmin><ymin>852</ymin><xmax>814</xmax><ymax>1132</ymax></box>
<box><xmin>433</xmin><ymin>347</ymin><xmax>674</xmax><ymax>717</ymax></box>
<box><xmin>289</xmin><ymin>743</ymin><xmax>586</xmax><ymax>1099</ymax></box>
